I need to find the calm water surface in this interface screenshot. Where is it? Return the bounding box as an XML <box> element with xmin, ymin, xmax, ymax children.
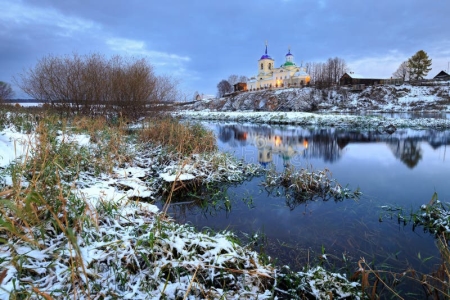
<box><xmin>162</xmin><ymin>122</ymin><xmax>450</xmax><ymax>279</ymax></box>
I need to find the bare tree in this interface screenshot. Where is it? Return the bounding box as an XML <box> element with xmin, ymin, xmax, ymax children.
<box><xmin>156</xmin><ymin>75</ymin><xmax>179</xmax><ymax>102</ymax></box>
<box><xmin>15</xmin><ymin>53</ymin><xmax>179</xmax><ymax>120</ymax></box>
<box><xmin>227</xmin><ymin>75</ymin><xmax>239</xmax><ymax>86</ymax></box>
<box><xmin>330</xmin><ymin>57</ymin><xmax>347</xmax><ymax>85</ymax></box>
<box><xmin>305</xmin><ymin>57</ymin><xmax>347</xmax><ymax>88</ymax></box>
<box><xmin>308</xmin><ymin>61</ymin><xmax>328</xmax><ymax>88</ymax></box>
<box><xmin>227</xmin><ymin>74</ymin><xmax>248</xmax><ymax>85</ymax></box>
<box><xmin>217</xmin><ymin>80</ymin><xmax>232</xmax><ymax>97</ymax></box>
<box><xmin>393</xmin><ymin>61</ymin><xmax>409</xmax><ymax>81</ymax></box>
<box><xmin>238</xmin><ymin>75</ymin><xmax>249</xmax><ymax>83</ymax></box>
<box><xmin>0</xmin><ymin>81</ymin><xmax>14</xmax><ymax>102</ymax></box>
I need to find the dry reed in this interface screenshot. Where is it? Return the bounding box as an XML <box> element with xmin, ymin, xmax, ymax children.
<box><xmin>138</xmin><ymin>116</ymin><xmax>217</xmax><ymax>156</ymax></box>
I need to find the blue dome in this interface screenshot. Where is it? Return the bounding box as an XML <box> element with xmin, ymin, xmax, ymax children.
<box><xmin>286</xmin><ymin>49</ymin><xmax>293</xmax><ymax>56</ymax></box>
<box><xmin>260</xmin><ymin>54</ymin><xmax>272</xmax><ymax>60</ymax></box>
<box><xmin>260</xmin><ymin>43</ymin><xmax>273</xmax><ymax>60</ymax></box>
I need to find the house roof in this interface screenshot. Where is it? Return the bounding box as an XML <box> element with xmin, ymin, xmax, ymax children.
<box><xmin>295</xmin><ymin>70</ymin><xmax>309</xmax><ymax>77</ymax></box>
<box><xmin>344</xmin><ymin>73</ymin><xmax>365</xmax><ymax>79</ymax></box>
<box><xmin>434</xmin><ymin>70</ymin><xmax>450</xmax><ymax>78</ymax></box>
<box><xmin>342</xmin><ymin>73</ymin><xmax>387</xmax><ymax>80</ymax></box>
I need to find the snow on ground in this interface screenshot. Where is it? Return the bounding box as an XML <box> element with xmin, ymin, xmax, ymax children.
<box><xmin>330</xmin><ymin>84</ymin><xmax>450</xmax><ymax>112</ymax></box>
<box><xmin>3</xmin><ymin>86</ymin><xmax>448</xmax><ymax>297</ymax></box>
<box><xmin>398</xmin><ymin>84</ymin><xmax>449</xmax><ymax>101</ymax></box>
<box><xmin>0</xmin><ymin>117</ymin><xmax>368</xmax><ymax>298</ymax></box>
<box><xmin>0</xmin><ymin>123</ymin><xmax>277</xmax><ymax>298</ymax></box>
<box><xmin>175</xmin><ymin>110</ymin><xmax>450</xmax><ymax>129</ymax></box>
<box><xmin>0</xmin><ymin>127</ymin><xmax>31</xmax><ymax>167</ymax></box>
<box><xmin>188</xmin><ymin>83</ymin><xmax>450</xmax><ymax>114</ymax></box>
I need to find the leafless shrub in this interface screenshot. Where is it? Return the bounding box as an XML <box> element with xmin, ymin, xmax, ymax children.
<box><xmin>15</xmin><ymin>53</ymin><xmax>179</xmax><ymax>120</ymax></box>
<box><xmin>217</xmin><ymin>80</ymin><xmax>233</xmax><ymax>97</ymax></box>
<box><xmin>0</xmin><ymin>81</ymin><xmax>14</xmax><ymax>103</ymax></box>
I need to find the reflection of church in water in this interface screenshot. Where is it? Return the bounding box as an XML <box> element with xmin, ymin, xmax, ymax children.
<box><xmin>252</xmin><ymin>132</ymin><xmax>309</xmax><ymax>167</ymax></box>
<box><xmin>217</xmin><ymin>124</ymin><xmax>450</xmax><ymax>169</ymax></box>
<box><xmin>218</xmin><ymin>125</ymin><xmax>313</xmax><ymax>166</ymax></box>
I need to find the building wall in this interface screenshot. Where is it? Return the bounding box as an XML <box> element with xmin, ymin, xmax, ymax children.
<box><xmin>259</xmin><ymin>58</ymin><xmax>274</xmax><ymax>75</ymax></box>
<box><xmin>249</xmin><ymin>66</ymin><xmax>310</xmax><ymax>90</ymax></box>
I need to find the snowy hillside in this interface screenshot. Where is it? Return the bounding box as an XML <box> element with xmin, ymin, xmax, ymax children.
<box><xmin>185</xmin><ymin>84</ymin><xmax>450</xmax><ymax>113</ymax></box>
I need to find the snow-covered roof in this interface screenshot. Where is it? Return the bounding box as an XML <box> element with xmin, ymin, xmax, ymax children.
<box><xmin>295</xmin><ymin>70</ymin><xmax>309</xmax><ymax>76</ymax></box>
<box><xmin>346</xmin><ymin>73</ymin><xmax>365</xmax><ymax>79</ymax></box>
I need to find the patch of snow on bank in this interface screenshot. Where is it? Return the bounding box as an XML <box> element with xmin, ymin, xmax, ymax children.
<box><xmin>0</xmin><ymin>127</ymin><xmax>31</xmax><ymax>167</ymax></box>
<box><xmin>160</xmin><ymin>172</ymin><xmax>196</xmax><ymax>182</ymax></box>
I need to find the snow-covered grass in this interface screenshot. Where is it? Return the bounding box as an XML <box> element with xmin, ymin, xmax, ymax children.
<box><xmin>0</xmin><ymin>196</ymin><xmax>275</xmax><ymax>299</ymax></box>
<box><xmin>0</xmin><ymin>111</ymin><xmax>364</xmax><ymax>299</ymax></box>
<box><xmin>263</xmin><ymin>165</ymin><xmax>361</xmax><ymax>208</ymax></box>
<box><xmin>175</xmin><ymin>110</ymin><xmax>450</xmax><ymax>129</ymax></box>
<box><xmin>413</xmin><ymin>192</ymin><xmax>450</xmax><ymax>237</ymax></box>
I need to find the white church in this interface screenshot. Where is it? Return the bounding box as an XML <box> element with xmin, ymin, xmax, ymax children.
<box><xmin>247</xmin><ymin>42</ymin><xmax>310</xmax><ymax>91</ymax></box>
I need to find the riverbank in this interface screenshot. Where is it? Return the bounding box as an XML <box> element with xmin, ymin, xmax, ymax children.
<box><xmin>175</xmin><ymin>110</ymin><xmax>450</xmax><ymax>129</ymax></box>
<box><xmin>0</xmin><ymin>112</ymin><xmax>364</xmax><ymax>299</ymax></box>
<box><xmin>185</xmin><ymin>84</ymin><xmax>450</xmax><ymax>114</ymax></box>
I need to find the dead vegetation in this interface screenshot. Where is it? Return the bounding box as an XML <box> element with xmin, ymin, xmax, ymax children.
<box><xmin>15</xmin><ymin>53</ymin><xmax>180</xmax><ymax>120</ymax></box>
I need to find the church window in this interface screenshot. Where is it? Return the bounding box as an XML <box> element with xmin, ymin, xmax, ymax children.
<box><xmin>260</xmin><ymin>63</ymin><xmax>263</xmax><ymax>70</ymax></box>
<box><xmin>268</xmin><ymin>63</ymin><xmax>272</xmax><ymax>70</ymax></box>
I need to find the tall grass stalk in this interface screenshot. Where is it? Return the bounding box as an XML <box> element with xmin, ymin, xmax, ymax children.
<box><xmin>139</xmin><ymin>116</ymin><xmax>217</xmax><ymax>156</ymax></box>
<box><xmin>0</xmin><ymin>116</ymin><xmax>96</xmax><ymax>297</ymax></box>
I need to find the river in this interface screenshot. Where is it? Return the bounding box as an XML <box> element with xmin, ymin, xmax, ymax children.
<box><xmin>162</xmin><ymin>121</ymin><xmax>450</xmax><ymax>281</ymax></box>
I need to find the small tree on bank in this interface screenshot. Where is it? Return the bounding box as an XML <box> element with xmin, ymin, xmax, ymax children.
<box><xmin>407</xmin><ymin>50</ymin><xmax>432</xmax><ymax>81</ymax></box>
<box><xmin>217</xmin><ymin>80</ymin><xmax>233</xmax><ymax>97</ymax></box>
<box><xmin>15</xmin><ymin>53</ymin><xmax>179</xmax><ymax>120</ymax></box>
<box><xmin>0</xmin><ymin>81</ymin><xmax>14</xmax><ymax>102</ymax></box>
<box><xmin>227</xmin><ymin>74</ymin><xmax>248</xmax><ymax>86</ymax></box>
<box><xmin>227</xmin><ymin>75</ymin><xmax>239</xmax><ymax>86</ymax></box>
<box><xmin>238</xmin><ymin>75</ymin><xmax>248</xmax><ymax>83</ymax></box>
<box><xmin>393</xmin><ymin>61</ymin><xmax>409</xmax><ymax>81</ymax></box>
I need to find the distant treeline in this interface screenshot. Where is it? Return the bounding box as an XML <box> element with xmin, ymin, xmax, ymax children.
<box><xmin>3</xmin><ymin>99</ymin><xmax>42</xmax><ymax>103</ymax></box>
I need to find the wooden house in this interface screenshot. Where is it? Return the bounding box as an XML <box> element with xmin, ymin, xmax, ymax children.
<box><xmin>433</xmin><ymin>71</ymin><xmax>450</xmax><ymax>81</ymax></box>
<box><xmin>339</xmin><ymin>73</ymin><xmax>385</xmax><ymax>86</ymax></box>
<box><xmin>233</xmin><ymin>82</ymin><xmax>248</xmax><ymax>92</ymax></box>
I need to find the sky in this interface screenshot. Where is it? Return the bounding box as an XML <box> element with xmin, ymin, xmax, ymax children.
<box><xmin>0</xmin><ymin>0</ymin><xmax>449</xmax><ymax>99</ymax></box>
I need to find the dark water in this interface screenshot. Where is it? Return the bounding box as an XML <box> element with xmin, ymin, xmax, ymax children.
<box><xmin>163</xmin><ymin>122</ymin><xmax>450</xmax><ymax>288</ymax></box>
